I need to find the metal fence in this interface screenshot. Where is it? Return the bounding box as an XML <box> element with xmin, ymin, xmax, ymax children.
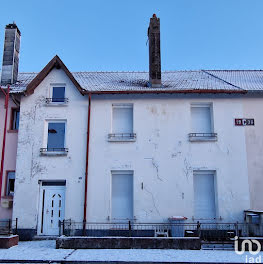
<box><xmin>59</xmin><ymin>220</ymin><xmax>263</xmax><ymax>241</ymax></box>
<box><xmin>0</xmin><ymin>218</ymin><xmax>18</xmax><ymax>235</ymax></box>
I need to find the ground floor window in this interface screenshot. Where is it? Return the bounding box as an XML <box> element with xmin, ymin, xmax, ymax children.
<box><xmin>193</xmin><ymin>171</ymin><xmax>217</xmax><ymax>220</ymax></box>
<box><xmin>6</xmin><ymin>171</ymin><xmax>15</xmax><ymax>196</ymax></box>
<box><xmin>111</xmin><ymin>170</ymin><xmax>133</xmax><ymax>221</ymax></box>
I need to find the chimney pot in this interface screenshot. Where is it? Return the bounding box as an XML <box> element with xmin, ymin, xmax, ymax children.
<box><xmin>1</xmin><ymin>23</ymin><xmax>21</xmax><ymax>85</ymax></box>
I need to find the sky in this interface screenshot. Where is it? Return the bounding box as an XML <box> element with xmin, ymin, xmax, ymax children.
<box><xmin>1</xmin><ymin>0</ymin><xmax>263</xmax><ymax>72</ymax></box>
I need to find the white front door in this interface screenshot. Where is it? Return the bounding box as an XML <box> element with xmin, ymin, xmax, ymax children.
<box><xmin>111</xmin><ymin>171</ymin><xmax>133</xmax><ymax>221</ymax></box>
<box><xmin>39</xmin><ymin>185</ymin><xmax>65</xmax><ymax>236</ymax></box>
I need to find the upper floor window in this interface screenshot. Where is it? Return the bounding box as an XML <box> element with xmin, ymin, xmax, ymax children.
<box><xmin>189</xmin><ymin>103</ymin><xmax>217</xmax><ymax>141</ymax></box>
<box><xmin>46</xmin><ymin>85</ymin><xmax>68</xmax><ymax>104</ymax></box>
<box><xmin>52</xmin><ymin>86</ymin><xmax>65</xmax><ymax>102</ymax></box>
<box><xmin>10</xmin><ymin>108</ymin><xmax>20</xmax><ymax>130</ymax></box>
<box><xmin>40</xmin><ymin>121</ymin><xmax>68</xmax><ymax>155</ymax></box>
<box><xmin>108</xmin><ymin>104</ymin><xmax>136</xmax><ymax>142</ymax></box>
<box><xmin>6</xmin><ymin>171</ymin><xmax>15</xmax><ymax>196</ymax></box>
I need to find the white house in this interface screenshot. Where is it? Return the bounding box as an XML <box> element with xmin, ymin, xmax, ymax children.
<box><xmin>1</xmin><ymin>16</ymin><xmax>262</xmax><ymax>240</ymax></box>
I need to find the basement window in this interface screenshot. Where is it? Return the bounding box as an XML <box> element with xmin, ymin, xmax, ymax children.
<box><xmin>108</xmin><ymin>104</ymin><xmax>136</xmax><ymax>142</ymax></box>
<box><xmin>46</xmin><ymin>86</ymin><xmax>68</xmax><ymax>104</ymax></box>
<box><xmin>40</xmin><ymin>121</ymin><xmax>68</xmax><ymax>155</ymax></box>
<box><xmin>189</xmin><ymin>103</ymin><xmax>217</xmax><ymax>142</ymax></box>
<box><xmin>6</xmin><ymin>171</ymin><xmax>15</xmax><ymax>196</ymax></box>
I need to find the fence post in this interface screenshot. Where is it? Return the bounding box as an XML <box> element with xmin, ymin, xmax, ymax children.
<box><xmin>83</xmin><ymin>220</ymin><xmax>86</xmax><ymax>236</ymax></box>
<box><xmin>235</xmin><ymin>221</ymin><xmax>239</xmax><ymax>237</ymax></box>
<box><xmin>8</xmin><ymin>219</ymin><xmax>11</xmax><ymax>235</ymax></box>
<box><xmin>15</xmin><ymin>218</ymin><xmax>18</xmax><ymax>235</ymax></box>
<box><xmin>62</xmin><ymin>220</ymin><xmax>65</xmax><ymax>236</ymax></box>
<box><xmin>128</xmin><ymin>221</ymin><xmax>131</xmax><ymax>237</ymax></box>
<box><xmin>197</xmin><ymin>221</ymin><xmax>201</xmax><ymax>238</ymax></box>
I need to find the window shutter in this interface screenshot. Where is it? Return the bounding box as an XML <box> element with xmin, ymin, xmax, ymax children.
<box><xmin>112</xmin><ymin>106</ymin><xmax>133</xmax><ymax>133</ymax></box>
<box><xmin>191</xmin><ymin>106</ymin><xmax>212</xmax><ymax>133</ymax></box>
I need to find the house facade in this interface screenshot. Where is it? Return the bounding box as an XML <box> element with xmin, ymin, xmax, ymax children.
<box><xmin>0</xmin><ymin>16</ymin><xmax>262</xmax><ymax>240</ymax></box>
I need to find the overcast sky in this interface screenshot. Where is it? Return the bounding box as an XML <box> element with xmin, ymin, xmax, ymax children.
<box><xmin>1</xmin><ymin>0</ymin><xmax>263</xmax><ymax>72</ymax></box>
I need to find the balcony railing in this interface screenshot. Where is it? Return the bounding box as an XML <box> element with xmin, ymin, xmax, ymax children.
<box><xmin>189</xmin><ymin>133</ymin><xmax>217</xmax><ymax>142</ymax></box>
<box><xmin>40</xmin><ymin>148</ymin><xmax>69</xmax><ymax>155</ymax></box>
<box><xmin>45</xmin><ymin>98</ymin><xmax>69</xmax><ymax>104</ymax></box>
<box><xmin>108</xmin><ymin>133</ymin><xmax>136</xmax><ymax>142</ymax></box>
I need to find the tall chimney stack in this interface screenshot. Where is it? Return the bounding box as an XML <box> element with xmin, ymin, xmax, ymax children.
<box><xmin>1</xmin><ymin>23</ymin><xmax>21</xmax><ymax>85</ymax></box>
<box><xmin>148</xmin><ymin>14</ymin><xmax>161</xmax><ymax>87</ymax></box>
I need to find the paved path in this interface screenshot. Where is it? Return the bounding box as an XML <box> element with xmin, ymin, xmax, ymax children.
<box><xmin>0</xmin><ymin>240</ymin><xmax>262</xmax><ymax>263</ymax></box>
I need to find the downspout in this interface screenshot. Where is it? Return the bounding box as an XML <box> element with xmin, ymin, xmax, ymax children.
<box><xmin>0</xmin><ymin>85</ymin><xmax>10</xmax><ymax>200</ymax></box>
<box><xmin>83</xmin><ymin>93</ymin><xmax>91</xmax><ymax>233</ymax></box>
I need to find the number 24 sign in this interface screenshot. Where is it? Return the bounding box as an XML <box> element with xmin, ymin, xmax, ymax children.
<box><xmin>235</xmin><ymin>118</ymin><xmax>255</xmax><ymax>126</ymax></box>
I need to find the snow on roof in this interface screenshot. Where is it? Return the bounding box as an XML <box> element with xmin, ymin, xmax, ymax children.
<box><xmin>4</xmin><ymin>70</ymin><xmax>263</xmax><ymax>94</ymax></box>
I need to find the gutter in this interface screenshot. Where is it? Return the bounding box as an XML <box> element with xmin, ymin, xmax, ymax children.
<box><xmin>0</xmin><ymin>85</ymin><xmax>10</xmax><ymax>200</ymax></box>
<box><xmin>83</xmin><ymin>93</ymin><xmax>91</xmax><ymax>233</ymax></box>
<box><xmin>83</xmin><ymin>89</ymin><xmax>247</xmax><ymax>95</ymax></box>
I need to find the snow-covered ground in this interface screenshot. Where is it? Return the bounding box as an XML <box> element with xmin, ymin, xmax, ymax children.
<box><xmin>0</xmin><ymin>240</ymin><xmax>262</xmax><ymax>263</ymax></box>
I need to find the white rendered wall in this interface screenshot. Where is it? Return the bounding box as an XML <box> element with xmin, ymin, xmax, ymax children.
<box><xmin>13</xmin><ymin>71</ymin><xmax>251</xmax><ymax>230</ymax></box>
<box><xmin>243</xmin><ymin>97</ymin><xmax>263</xmax><ymax>210</ymax></box>
<box><xmin>86</xmin><ymin>94</ymin><xmax>250</xmax><ymax>223</ymax></box>
<box><xmin>12</xmin><ymin>68</ymin><xmax>88</xmax><ymax>229</ymax></box>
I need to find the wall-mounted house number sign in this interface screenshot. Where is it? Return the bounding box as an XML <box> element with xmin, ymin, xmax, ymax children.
<box><xmin>235</xmin><ymin>118</ymin><xmax>255</xmax><ymax>126</ymax></box>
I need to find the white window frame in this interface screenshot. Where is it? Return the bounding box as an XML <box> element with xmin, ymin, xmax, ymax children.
<box><xmin>108</xmin><ymin>103</ymin><xmax>136</xmax><ymax>142</ymax></box>
<box><xmin>41</xmin><ymin>120</ymin><xmax>68</xmax><ymax>155</ymax></box>
<box><xmin>189</xmin><ymin>103</ymin><xmax>217</xmax><ymax>142</ymax></box>
<box><xmin>46</xmin><ymin>83</ymin><xmax>68</xmax><ymax>106</ymax></box>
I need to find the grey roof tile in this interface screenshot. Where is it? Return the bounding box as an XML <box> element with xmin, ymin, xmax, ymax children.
<box><xmin>2</xmin><ymin>70</ymin><xmax>263</xmax><ymax>93</ymax></box>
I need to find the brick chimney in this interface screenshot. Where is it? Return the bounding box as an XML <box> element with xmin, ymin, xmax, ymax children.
<box><xmin>1</xmin><ymin>23</ymin><xmax>21</xmax><ymax>85</ymax></box>
<box><xmin>148</xmin><ymin>14</ymin><xmax>161</xmax><ymax>87</ymax></box>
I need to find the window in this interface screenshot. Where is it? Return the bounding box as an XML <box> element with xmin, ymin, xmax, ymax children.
<box><xmin>10</xmin><ymin>108</ymin><xmax>20</xmax><ymax>130</ymax></box>
<box><xmin>6</xmin><ymin>171</ymin><xmax>15</xmax><ymax>196</ymax></box>
<box><xmin>52</xmin><ymin>87</ymin><xmax>65</xmax><ymax>102</ymax></box>
<box><xmin>193</xmin><ymin>171</ymin><xmax>216</xmax><ymax>220</ymax></box>
<box><xmin>111</xmin><ymin>171</ymin><xmax>133</xmax><ymax>220</ymax></box>
<box><xmin>40</xmin><ymin>122</ymin><xmax>67</xmax><ymax>154</ymax></box>
<box><xmin>46</xmin><ymin>86</ymin><xmax>68</xmax><ymax>104</ymax></box>
<box><xmin>189</xmin><ymin>103</ymin><xmax>217</xmax><ymax>141</ymax></box>
<box><xmin>108</xmin><ymin>104</ymin><xmax>136</xmax><ymax>141</ymax></box>
<box><xmin>47</xmin><ymin>122</ymin><xmax>65</xmax><ymax>150</ymax></box>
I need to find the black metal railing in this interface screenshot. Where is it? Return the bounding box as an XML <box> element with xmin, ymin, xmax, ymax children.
<box><xmin>0</xmin><ymin>218</ymin><xmax>18</xmax><ymax>235</ymax></box>
<box><xmin>40</xmin><ymin>148</ymin><xmax>69</xmax><ymax>153</ymax></box>
<box><xmin>108</xmin><ymin>133</ymin><xmax>136</xmax><ymax>140</ymax></box>
<box><xmin>45</xmin><ymin>98</ymin><xmax>69</xmax><ymax>104</ymax></box>
<box><xmin>189</xmin><ymin>133</ymin><xmax>217</xmax><ymax>139</ymax></box>
<box><xmin>59</xmin><ymin>220</ymin><xmax>262</xmax><ymax>241</ymax></box>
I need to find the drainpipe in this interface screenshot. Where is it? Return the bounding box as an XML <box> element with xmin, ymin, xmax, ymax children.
<box><xmin>83</xmin><ymin>93</ymin><xmax>91</xmax><ymax>233</ymax></box>
<box><xmin>0</xmin><ymin>85</ymin><xmax>10</xmax><ymax>200</ymax></box>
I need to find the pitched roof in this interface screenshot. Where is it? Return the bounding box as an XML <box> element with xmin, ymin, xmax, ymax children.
<box><xmin>3</xmin><ymin>65</ymin><xmax>263</xmax><ymax>94</ymax></box>
<box><xmin>25</xmin><ymin>55</ymin><xmax>84</xmax><ymax>95</ymax></box>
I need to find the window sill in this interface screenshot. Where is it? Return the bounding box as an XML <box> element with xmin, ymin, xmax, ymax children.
<box><xmin>189</xmin><ymin>133</ymin><xmax>217</xmax><ymax>142</ymax></box>
<box><xmin>7</xmin><ymin>130</ymin><xmax>18</xmax><ymax>133</ymax></box>
<box><xmin>45</xmin><ymin>98</ymin><xmax>69</xmax><ymax>106</ymax></box>
<box><xmin>108</xmin><ymin>133</ymin><xmax>136</xmax><ymax>142</ymax></box>
<box><xmin>40</xmin><ymin>148</ymin><xmax>68</xmax><ymax>156</ymax></box>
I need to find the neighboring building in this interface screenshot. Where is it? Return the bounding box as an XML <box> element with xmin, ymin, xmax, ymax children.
<box><xmin>0</xmin><ymin>16</ymin><xmax>262</xmax><ymax>240</ymax></box>
<box><xmin>0</xmin><ymin>24</ymin><xmax>21</xmax><ymax>221</ymax></box>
